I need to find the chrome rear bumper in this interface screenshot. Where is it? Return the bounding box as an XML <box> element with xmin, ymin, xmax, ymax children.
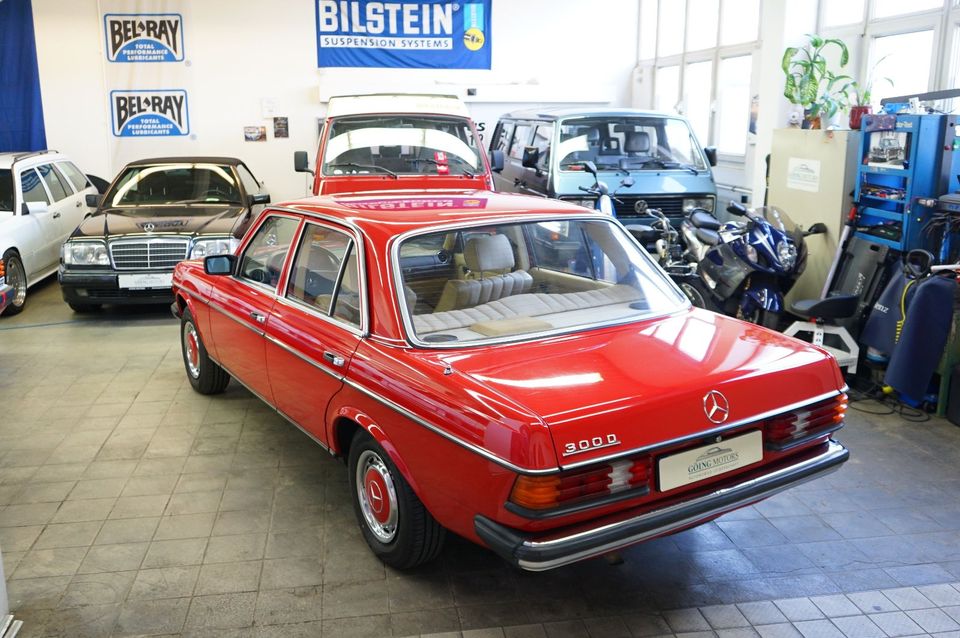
<box><xmin>475</xmin><ymin>440</ymin><xmax>848</xmax><ymax>571</ymax></box>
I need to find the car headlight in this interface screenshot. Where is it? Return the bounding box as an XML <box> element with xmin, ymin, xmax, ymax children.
<box><xmin>777</xmin><ymin>239</ymin><xmax>797</xmax><ymax>269</ymax></box>
<box><xmin>62</xmin><ymin>241</ymin><xmax>109</xmax><ymax>266</ymax></box>
<box><xmin>564</xmin><ymin>198</ymin><xmax>597</xmax><ymax>210</ymax></box>
<box><xmin>743</xmin><ymin>243</ymin><xmax>758</xmax><ymax>263</ymax></box>
<box><xmin>191</xmin><ymin>237</ymin><xmax>239</xmax><ymax>258</ymax></box>
<box><xmin>683</xmin><ymin>197</ymin><xmax>715</xmax><ymax>213</ymax></box>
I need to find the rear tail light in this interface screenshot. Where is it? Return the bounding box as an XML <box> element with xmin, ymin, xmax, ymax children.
<box><xmin>764</xmin><ymin>393</ymin><xmax>847</xmax><ymax>451</ymax></box>
<box><xmin>509</xmin><ymin>456</ymin><xmax>651</xmax><ymax>511</ymax></box>
<box><xmin>0</xmin><ymin>259</ymin><xmax>5</xmax><ymax>278</ymax></box>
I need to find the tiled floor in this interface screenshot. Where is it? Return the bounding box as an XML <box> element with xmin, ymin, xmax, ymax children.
<box><xmin>3</xmin><ymin>281</ymin><xmax>960</xmax><ymax>637</ymax></box>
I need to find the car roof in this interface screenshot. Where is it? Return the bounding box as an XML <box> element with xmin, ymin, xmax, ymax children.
<box><xmin>499</xmin><ymin>107</ymin><xmax>683</xmax><ymax>121</ymax></box>
<box><xmin>326</xmin><ymin>93</ymin><xmax>471</xmax><ymax>118</ymax></box>
<box><xmin>272</xmin><ymin>190</ymin><xmax>601</xmax><ymax>238</ymax></box>
<box><xmin>0</xmin><ymin>150</ymin><xmax>68</xmax><ymax>170</ymax></box>
<box><xmin>124</xmin><ymin>156</ymin><xmax>245</xmax><ymax>167</ymax></box>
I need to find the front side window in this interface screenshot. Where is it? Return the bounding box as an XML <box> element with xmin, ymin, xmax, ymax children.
<box><xmin>237</xmin><ymin>164</ymin><xmax>261</xmax><ymax>195</ymax></box>
<box><xmin>57</xmin><ymin>162</ymin><xmax>90</xmax><ymax>192</ymax></box>
<box><xmin>287</xmin><ymin>223</ymin><xmax>361</xmax><ymax>327</ymax></box>
<box><xmin>238</xmin><ymin>216</ymin><xmax>300</xmax><ymax>290</ymax></box>
<box><xmin>20</xmin><ymin>168</ymin><xmax>49</xmax><ymax>205</ymax></box>
<box><xmin>105</xmin><ymin>163</ymin><xmax>243</xmax><ymax>207</ymax></box>
<box><xmin>490</xmin><ymin>121</ymin><xmax>515</xmax><ymax>154</ymax></box>
<box><xmin>322</xmin><ymin>115</ymin><xmax>480</xmax><ymax>177</ymax></box>
<box><xmin>531</xmin><ymin>124</ymin><xmax>553</xmax><ymax>170</ymax></box>
<box><xmin>508</xmin><ymin>124</ymin><xmax>533</xmax><ymax>160</ymax></box>
<box><xmin>397</xmin><ymin>218</ymin><xmax>686</xmax><ymax>345</ymax></box>
<box><xmin>557</xmin><ymin>117</ymin><xmax>707</xmax><ymax>172</ymax></box>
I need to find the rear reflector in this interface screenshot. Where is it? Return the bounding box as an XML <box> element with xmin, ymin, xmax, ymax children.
<box><xmin>510</xmin><ymin>456</ymin><xmax>651</xmax><ymax>511</ymax></box>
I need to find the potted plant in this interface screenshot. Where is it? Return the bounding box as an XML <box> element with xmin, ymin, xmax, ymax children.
<box><xmin>849</xmin><ymin>57</ymin><xmax>893</xmax><ymax>130</ymax></box>
<box><xmin>782</xmin><ymin>35</ymin><xmax>854</xmax><ymax>129</ymax></box>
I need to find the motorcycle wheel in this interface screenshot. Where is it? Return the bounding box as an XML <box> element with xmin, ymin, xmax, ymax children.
<box><xmin>679</xmin><ymin>279</ymin><xmax>720</xmax><ymax>312</ymax></box>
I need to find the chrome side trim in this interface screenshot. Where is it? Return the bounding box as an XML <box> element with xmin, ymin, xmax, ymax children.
<box><xmin>560</xmin><ymin>388</ymin><xmax>846</xmax><ymax>470</ymax></box>
<box><xmin>342</xmin><ymin>378</ymin><xmax>560</xmax><ymax>476</ymax></box>
<box><xmin>206</xmin><ymin>352</ymin><xmax>330</xmax><ymax>453</ymax></box>
<box><xmin>207</xmin><ymin>298</ymin><xmax>264</xmax><ymax>337</ymax></box>
<box><xmin>263</xmin><ymin>332</ymin><xmax>341</xmax><ymax>381</ymax></box>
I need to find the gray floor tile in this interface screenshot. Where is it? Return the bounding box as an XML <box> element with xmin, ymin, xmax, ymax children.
<box><xmin>906</xmin><ymin>608</ymin><xmax>960</xmax><ymax>633</ymax></box>
<box><xmin>794</xmin><ymin>619</ymin><xmax>845</xmax><ymax>638</ymax></box>
<box><xmin>183</xmin><ymin>591</ymin><xmax>257</xmax><ymax>630</ymax></box>
<box><xmin>829</xmin><ymin>614</ymin><xmax>886</xmax><ymax>638</ymax></box>
<box><xmin>868</xmin><ymin>611</ymin><xmax>925</xmax><ymax>637</ymax></box>
<box><xmin>774</xmin><ymin>598</ymin><xmax>825</xmax><ymax>622</ymax></box>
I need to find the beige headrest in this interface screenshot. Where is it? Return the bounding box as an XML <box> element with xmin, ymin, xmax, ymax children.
<box><xmin>464</xmin><ymin>234</ymin><xmax>514</xmax><ymax>272</ymax></box>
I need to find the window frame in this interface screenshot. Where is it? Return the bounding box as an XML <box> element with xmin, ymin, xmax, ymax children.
<box><xmin>235</xmin><ymin>213</ymin><xmax>302</xmax><ymax>295</ymax></box>
<box><xmin>19</xmin><ymin>166</ymin><xmax>52</xmax><ymax>209</ymax></box>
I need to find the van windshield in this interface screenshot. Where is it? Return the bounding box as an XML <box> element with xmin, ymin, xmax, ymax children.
<box><xmin>557</xmin><ymin>117</ymin><xmax>707</xmax><ymax>173</ymax></box>
<box><xmin>322</xmin><ymin>115</ymin><xmax>480</xmax><ymax>177</ymax></box>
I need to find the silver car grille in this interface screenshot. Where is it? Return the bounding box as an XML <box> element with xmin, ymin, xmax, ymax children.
<box><xmin>110</xmin><ymin>238</ymin><xmax>190</xmax><ymax>270</ymax></box>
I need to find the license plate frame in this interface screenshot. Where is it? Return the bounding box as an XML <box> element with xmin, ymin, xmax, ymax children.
<box><xmin>118</xmin><ymin>273</ymin><xmax>173</xmax><ymax>290</ymax></box>
<box><xmin>658</xmin><ymin>430</ymin><xmax>763</xmax><ymax>492</ymax></box>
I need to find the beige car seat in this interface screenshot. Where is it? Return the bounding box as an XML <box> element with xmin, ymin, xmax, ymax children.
<box><xmin>434</xmin><ymin>234</ymin><xmax>533</xmax><ymax>312</ymax></box>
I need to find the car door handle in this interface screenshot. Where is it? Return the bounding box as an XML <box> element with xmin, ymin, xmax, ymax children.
<box><xmin>323</xmin><ymin>352</ymin><xmax>345</xmax><ymax>367</ymax></box>
<box><xmin>52</xmin><ymin>212</ymin><xmax>61</xmax><ymax>219</ymax></box>
<box><xmin>249</xmin><ymin>311</ymin><xmax>266</xmax><ymax>324</ymax></box>
<box><xmin>514</xmin><ymin>178</ymin><xmax>525</xmax><ymax>187</ymax></box>
<box><xmin>75</xmin><ymin>201</ymin><xmax>82</xmax><ymax>208</ymax></box>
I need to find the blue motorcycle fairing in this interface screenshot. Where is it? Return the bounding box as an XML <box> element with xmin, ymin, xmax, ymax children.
<box><xmin>740</xmin><ymin>284</ymin><xmax>784</xmax><ymax>316</ymax></box>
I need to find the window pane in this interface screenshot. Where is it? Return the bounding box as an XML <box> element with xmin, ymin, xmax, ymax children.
<box><xmin>57</xmin><ymin>161</ymin><xmax>90</xmax><ymax>192</ymax></box>
<box><xmin>658</xmin><ymin>0</ymin><xmax>685</xmax><ymax>57</ymax></box>
<box><xmin>639</xmin><ymin>0</ymin><xmax>657</xmax><ymax>59</ymax></box>
<box><xmin>687</xmin><ymin>0</ymin><xmax>718</xmax><ymax>49</ymax></box>
<box><xmin>784</xmin><ymin>0</ymin><xmax>817</xmax><ymax>45</ymax></box>
<box><xmin>508</xmin><ymin>124</ymin><xmax>533</xmax><ymax>160</ymax></box>
<box><xmin>873</xmin><ymin>0</ymin><xmax>942</xmax><ymax>18</ymax></box>
<box><xmin>655</xmin><ymin>65</ymin><xmax>680</xmax><ymax>113</ymax></box>
<box><xmin>238</xmin><ymin>164</ymin><xmax>261</xmax><ymax>194</ymax></box>
<box><xmin>532</xmin><ymin>124</ymin><xmax>553</xmax><ymax>169</ymax></box>
<box><xmin>822</xmin><ymin>0</ymin><xmax>864</xmax><ymax>26</ymax></box>
<box><xmin>720</xmin><ymin>0</ymin><xmax>760</xmax><ymax>44</ymax></box>
<box><xmin>239</xmin><ymin>216</ymin><xmax>299</xmax><ymax>289</ymax></box>
<box><xmin>716</xmin><ymin>55</ymin><xmax>752</xmax><ymax>155</ymax></box>
<box><xmin>869</xmin><ymin>30</ymin><xmax>935</xmax><ymax>107</ymax></box>
<box><xmin>684</xmin><ymin>60</ymin><xmax>713</xmax><ymax>144</ymax></box>
<box><xmin>20</xmin><ymin>168</ymin><xmax>49</xmax><ymax>204</ymax></box>
<box><xmin>287</xmin><ymin>224</ymin><xmax>352</xmax><ymax>314</ymax></box>
<box><xmin>37</xmin><ymin>164</ymin><xmax>69</xmax><ymax>201</ymax></box>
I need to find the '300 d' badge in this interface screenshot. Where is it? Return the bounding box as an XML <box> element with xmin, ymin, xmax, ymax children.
<box><xmin>562</xmin><ymin>434</ymin><xmax>621</xmax><ymax>457</ymax></box>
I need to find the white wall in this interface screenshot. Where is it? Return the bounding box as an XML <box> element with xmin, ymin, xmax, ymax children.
<box><xmin>32</xmin><ymin>0</ymin><xmax>639</xmax><ymax>202</ymax></box>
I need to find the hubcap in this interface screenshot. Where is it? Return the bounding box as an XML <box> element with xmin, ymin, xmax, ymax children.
<box><xmin>355</xmin><ymin>449</ymin><xmax>398</xmax><ymax>543</ymax></box>
<box><xmin>183</xmin><ymin>321</ymin><xmax>201</xmax><ymax>379</ymax></box>
<box><xmin>7</xmin><ymin>258</ymin><xmax>26</xmax><ymax>307</ymax></box>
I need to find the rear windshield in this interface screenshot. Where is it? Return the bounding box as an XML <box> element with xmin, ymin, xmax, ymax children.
<box><xmin>0</xmin><ymin>169</ymin><xmax>12</xmax><ymax>212</ymax></box>
<box><xmin>322</xmin><ymin>115</ymin><xmax>480</xmax><ymax>177</ymax></box>
<box><xmin>557</xmin><ymin>116</ymin><xmax>707</xmax><ymax>173</ymax></box>
<box><xmin>105</xmin><ymin>164</ymin><xmax>242</xmax><ymax>207</ymax></box>
<box><xmin>397</xmin><ymin>217</ymin><xmax>687</xmax><ymax>345</ymax></box>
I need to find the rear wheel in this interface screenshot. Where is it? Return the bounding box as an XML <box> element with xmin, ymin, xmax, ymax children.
<box><xmin>347</xmin><ymin>431</ymin><xmax>445</xmax><ymax>569</ymax></box>
<box><xmin>678</xmin><ymin>279</ymin><xmax>719</xmax><ymax>312</ymax></box>
<box><xmin>1</xmin><ymin>251</ymin><xmax>27</xmax><ymax>316</ymax></box>
<box><xmin>181</xmin><ymin>309</ymin><xmax>230</xmax><ymax>394</ymax></box>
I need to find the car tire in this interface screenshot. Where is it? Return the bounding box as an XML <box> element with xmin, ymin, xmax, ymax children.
<box><xmin>181</xmin><ymin>308</ymin><xmax>230</xmax><ymax>394</ymax></box>
<box><xmin>1</xmin><ymin>251</ymin><xmax>27</xmax><ymax>316</ymax></box>
<box><xmin>348</xmin><ymin>431</ymin><xmax>445</xmax><ymax>569</ymax></box>
<box><xmin>68</xmin><ymin>302</ymin><xmax>101</xmax><ymax>313</ymax></box>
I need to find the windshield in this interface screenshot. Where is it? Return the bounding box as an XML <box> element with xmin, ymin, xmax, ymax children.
<box><xmin>752</xmin><ymin>206</ymin><xmax>798</xmax><ymax>233</ymax></box>
<box><xmin>0</xmin><ymin>170</ymin><xmax>13</xmax><ymax>212</ymax></box>
<box><xmin>557</xmin><ymin>116</ymin><xmax>707</xmax><ymax>173</ymax></box>
<box><xmin>397</xmin><ymin>218</ymin><xmax>687</xmax><ymax>345</ymax></box>
<box><xmin>322</xmin><ymin>115</ymin><xmax>480</xmax><ymax>177</ymax></box>
<box><xmin>104</xmin><ymin>164</ymin><xmax>242</xmax><ymax>207</ymax></box>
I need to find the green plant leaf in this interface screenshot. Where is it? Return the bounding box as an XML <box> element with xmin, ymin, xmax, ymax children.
<box><xmin>784</xmin><ymin>74</ymin><xmax>798</xmax><ymax>103</ymax></box>
<box><xmin>782</xmin><ymin>47</ymin><xmax>799</xmax><ymax>73</ymax></box>
<box><xmin>810</xmin><ymin>35</ymin><xmax>824</xmax><ymax>48</ymax></box>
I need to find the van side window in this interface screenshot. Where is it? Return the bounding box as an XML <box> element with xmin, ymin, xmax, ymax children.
<box><xmin>491</xmin><ymin>121</ymin><xmax>515</xmax><ymax>154</ymax></box>
<box><xmin>532</xmin><ymin>124</ymin><xmax>553</xmax><ymax>170</ymax></box>
<box><xmin>508</xmin><ymin>124</ymin><xmax>533</xmax><ymax>160</ymax></box>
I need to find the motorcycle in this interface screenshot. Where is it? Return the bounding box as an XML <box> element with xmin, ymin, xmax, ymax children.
<box><xmin>576</xmin><ymin>161</ymin><xmax>634</xmax><ymax>216</ymax></box>
<box><xmin>681</xmin><ymin>201</ymin><xmax>827</xmax><ymax>328</ymax></box>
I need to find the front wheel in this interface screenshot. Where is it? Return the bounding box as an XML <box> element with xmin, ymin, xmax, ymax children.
<box><xmin>678</xmin><ymin>278</ymin><xmax>720</xmax><ymax>312</ymax></box>
<box><xmin>1</xmin><ymin>251</ymin><xmax>27</xmax><ymax>316</ymax></box>
<box><xmin>347</xmin><ymin>431</ymin><xmax>445</xmax><ymax>569</ymax></box>
<box><xmin>181</xmin><ymin>309</ymin><xmax>230</xmax><ymax>394</ymax></box>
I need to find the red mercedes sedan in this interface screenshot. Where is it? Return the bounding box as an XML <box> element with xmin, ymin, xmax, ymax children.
<box><xmin>171</xmin><ymin>191</ymin><xmax>849</xmax><ymax>571</ymax></box>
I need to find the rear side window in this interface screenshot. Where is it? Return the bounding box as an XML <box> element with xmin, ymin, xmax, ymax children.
<box><xmin>238</xmin><ymin>216</ymin><xmax>300</xmax><ymax>290</ymax></box>
<box><xmin>37</xmin><ymin>164</ymin><xmax>70</xmax><ymax>201</ymax></box>
<box><xmin>20</xmin><ymin>168</ymin><xmax>50</xmax><ymax>204</ymax></box>
<box><xmin>286</xmin><ymin>223</ymin><xmax>361</xmax><ymax>328</ymax></box>
<box><xmin>57</xmin><ymin>162</ymin><xmax>90</xmax><ymax>191</ymax></box>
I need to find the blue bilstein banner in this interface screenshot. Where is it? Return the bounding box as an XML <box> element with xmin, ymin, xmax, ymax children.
<box><xmin>110</xmin><ymin>90</ymin><xmax>189</xmax><ymax>137</ymax></box>
<box><xmin>315</xmin><ymin>0</ymin><xmax>491</xmax><ymax>69</ymax></box>
<box><xmin>104</xmin><ymin>13</ymin><xmax>184</xmax><ymax>62</ymax></box>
